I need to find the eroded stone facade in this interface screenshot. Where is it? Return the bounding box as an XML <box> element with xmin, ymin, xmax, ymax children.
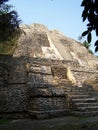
<box><xmin>0</xmin><ymin>55</ymin><xmax>98</xmax><ymax>119</ymax></box>
<box><xmin>1</xmin><ymin>24</ymin><xmax>98</xmax><ymax>119</ymax></box>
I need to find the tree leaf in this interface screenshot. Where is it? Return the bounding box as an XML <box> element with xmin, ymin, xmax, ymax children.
<box><xmin>87</xmin><ymin>32</ymin><xmax>92</xmax><ymax>43</ymax></box>
<box><xmin>81</xmin><ymin>0</ymin><xmax>87</xmax><ymax>6</ymax></box>
<box><xmin>95</xmin><ymin>46</ymin><xmax>98</xmax><ymax>52</ymax></box>
<box><xmin>83</xmin><ymin>15</ymin><xmax>87</xmax><ymax>22</ymax></box>
<box><xmin>82</xmin><ymin>30</ymin><xmax>89</xmax><ymax>36</ymax></box>
<box><xmin>94</xmin><ymin>40</ymin><xmax>98</xmax><ymax>46</ymax></box>
<box><xmin>87</xmin><ymin>23</ymin><xmax>90</xmax><ymax>26</ymax></box>
<box><xmin>82</xmin><ymin>9</ymin><xmax>88</xmax><ymax>22</ymax></box>
<box><xmin>96</xmin><ymin>29</ymin><xmax>98</xmax><ymax>36</ymax></box>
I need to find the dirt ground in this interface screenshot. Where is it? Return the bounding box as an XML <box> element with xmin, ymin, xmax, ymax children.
<box><xmin>1</xmin><ymin>116</ymin><xmax>98</xmax><ymax>130</ymax></box>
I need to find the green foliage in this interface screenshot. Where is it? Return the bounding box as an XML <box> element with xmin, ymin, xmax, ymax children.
<box><xmin>0</xmin><ymin>119</ymin><xmax>10</xmax><ymax>124</ymax></box>
<box><xmin>79</xmin><ymin>38</ymin><xmax>94</xmax><ymax>55</ymax></box>
<box><xmin>88</xmin><ymin>49</ymin><xmax>94</xmax><ymax>55</ymax></box>
<box><xmin>83</xmin><ymin>40</ymin><xmax>90</xmax><ymax>49</ymax></box>
<box><xmin>0</xmin><ymin>37</ymin><xmax>17</xmax><ymax>55</ymax></box>
<box><xmin>81</xmin><ymin>0</ymin><xmax>98</xmax><ymax>52</ymax></box>
<box><xmin>83</xmin><ymin>40</ymin><xmax>93</xmax><ymax>54</ymax></box>
<box><xmin>0</xmin><ymin>3</ymin><xmax>22</xmax><ymax>43</ymax></box>
<box><xmin>0</xmin><ymin>0</ymin><xmax>9</xmax><ymax>5</ymax></box>
<box><xmin>0</xmin><ymin>0</ymin><xmax>22</xmax><ymax>54</ymax></box>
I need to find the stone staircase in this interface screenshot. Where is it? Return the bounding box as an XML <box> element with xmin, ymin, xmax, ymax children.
<box><xmin>62</xmin><ymin>81</ymin><xmax>98</xmax><ymax>116</ymax></box>
<box><xmin>28</xmin><ymin>78</ymin><xmax>98</xmax><ymax>118</ymax></box>
<box><xmin>26</xmin><ymin>61</ymin><xmax>98</xmax><ymax>119</ymax></box>
<box><xmin>27</xmin><ymin>82</ymin><xmax>69</xmax><ymax>119</ymax></box>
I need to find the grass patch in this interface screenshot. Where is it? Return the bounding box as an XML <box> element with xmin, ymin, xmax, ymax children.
<box><xmin>35</xmin><ymin>123</ymin><xmax>98</xmax><ymax>130</ymax></box>
<box><xmin>0</xmin><ymin>119</ymin><xmax>11</xmax><ymax>124</ymax></box>
<box><xmin>0</xmin><ymin>38</ymin><xmax>17</xmax><ymax>55</ymax></box>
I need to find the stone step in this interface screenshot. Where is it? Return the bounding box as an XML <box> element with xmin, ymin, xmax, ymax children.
<box><xmin>64</xmin><ymin>89</ymin><xmax>87</xmax><ymax>93</ymax></box>
<box><xmin>70</xmin><ymin>110</ymin><xmax>98</xmax><ymax>117</ymax></box>
<box><xmin>63</xmin><ymin>85</ymin><xmax>95</xmax><ymax>91</ymax></box>
<box><xmin>72</xmin><ymin>98</ymin><xmax>97</xmax><ymax>103</ymax></box>
<box><xmin>71</xmin><ymin>88</ymin><xmax>95</xmax><ymax>92</ymax></box>
<box><xmin>68</xmin><ymin>94</ymin><xmax>91</xmax><ymax>99</ymax></box>
<box><xmin>75</xmin><ymin>102</ymin><xmax>98</xmax><ymax>107</ymax></box>
<box><xmin>65</xmin><ymin>91</ymin><xmax>85</xmax><ymax>94</ymax></box>
<box><xmin>77</xmin><ymin>106</ymin><xmax>98</xmax><ymax>111</ymax></box>
<box><xmin>28</xmin><ymin>109</ymin><xmax>69</xmax><ymax>119</ymax></box>
<box><xmin>59</xmin><ymin>82</ymin><xmax>74</xmax><ymax>86</ymax></box>
<box><xmin>27</xmin><ymin>82</ymin><xmax>55</xmax><ymax>88</ymax></box>
<box><xmin>65</xmin><ymin>91</ymin><xmax>98</xmax><ymax>96</ymax></box>
<box><xmin>64</xmin><ymin>87</ymin><xmax>93</xmax><ymax>92</ymax></box>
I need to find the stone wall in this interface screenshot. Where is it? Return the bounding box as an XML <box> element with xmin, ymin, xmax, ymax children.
<box><xmin>0</xmin><ymin>84</ymin><xmax>28</xmax><ymax>112</ymax></box>
<box><xmin>28</xmin><ymin>97</ymin><xmax>67</xmax><ymax>111</ymax></box>
<box><xmin>0</xmin><ymin>55</ymin><xmax>98</xmax><ymax>119</ymax></box>
<box><xmin>0</xmin><ymin>55</ymin><xmax>28</xmax><ymax>118</ymax></box>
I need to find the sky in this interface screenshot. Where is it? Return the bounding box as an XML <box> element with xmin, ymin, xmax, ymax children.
<box><xmin>8</xmin><ymin>0</ymin><xmax>97</xmax><ymax>53</ymax></box>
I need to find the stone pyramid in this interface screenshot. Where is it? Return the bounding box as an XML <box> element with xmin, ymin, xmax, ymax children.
<box><xmin>14</xmin><ymin>23</ymin><xmax>98</xmax><ymax>69</ymax></box>
<box><xmin>0</xmin><ymin>23</ymin><xmax>98</xmax><ymax>119</ymax></box>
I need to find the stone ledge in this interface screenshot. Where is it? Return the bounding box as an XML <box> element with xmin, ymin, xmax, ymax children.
<box><xmin>28</xmin><ymin>87</ymin><xmax>65</xmax><ymax>97</ymax></box>
<box><xmin>27</xmin><ymin>82</ymin><xmax>57</xmax><ymax>88</ymax></box>
<box><xmin>29</xmin><ymin>65</ymin><xmax>52</xmax><ymax>75</ymax></box>
<box><xmin>28</xmin><ymin>109</ymin><xmax>69</xmax><ymax>119</ymax></box>
<box><xmin>72</xmin><ymin>69</ymin><xmax>98</xmax><ymax>74</ymax></box>
<box><xmin>0</xmin><ymin>112</ymin><xmax>29</xmax><ymax>119</ymax></box>
<box><xmin>70</xmin><ymin>111</ymin><xmax>98</xmax><ymax>117</ymax></box>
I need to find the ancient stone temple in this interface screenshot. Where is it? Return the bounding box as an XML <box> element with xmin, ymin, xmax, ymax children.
<box><xmin>1</xmin><ymin>23</ymin><xmax>98</xmax><ymax>119</ymax></box>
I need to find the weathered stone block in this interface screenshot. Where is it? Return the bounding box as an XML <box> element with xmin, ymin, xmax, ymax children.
<box><xmin>0</xmin><ymin>64</ymin><xmax>9</xmax><ymax>87</ymax></box>
<box><xmin>28</xmin><ymin>97</ymin><xmax>67</xmax><ymax>111</ymax></box>
<box><xmin>29</xmin><ymin>88</ymin><xmax>52</xmax><ymax>97</ymax></box>
<box><xmin>9</xmin><ymin>65</ymin><xmax>27</xmax><ymax>84</ymax></box>
<box><xmin>0</xmin><ymin>85</ymin><xmax>28</xmax><ymax>112</ymax></box>
<box><xmin>51</xmin><ymin>66</ymin><xmax>67</xmax><ymax>79</ymax></box>
<box><xmin>28</xmin><ymin>73</ymin><xmax>53</xmax><ymax>83</ymax></box>
<box><xmin>50</xmin><ymin>87</ymin><xmax>65</xmax><ymax>96</ymax></box>
<box><xmin>29</xmin><ymin>65</ymin><xmax>51</xmax><ymax>75</ymax></box>
<box><xmin>27</xmin><ymin>82</ymin><xmax>53</xmax><ymax>88</ymax></box>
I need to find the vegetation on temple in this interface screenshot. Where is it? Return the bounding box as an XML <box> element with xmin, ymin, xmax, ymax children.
<box><xmin>0</xmin><ymin>0</ymin><xmax>21</xmax><ymax>54</ymax></box>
